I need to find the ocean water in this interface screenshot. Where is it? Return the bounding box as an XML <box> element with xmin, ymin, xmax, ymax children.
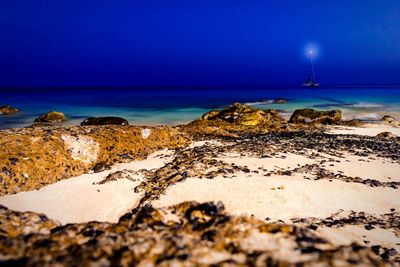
<box><xmin>1</xmin><ymin>87</ymin><xmax>400</xmax><ymax>129</ymax></box>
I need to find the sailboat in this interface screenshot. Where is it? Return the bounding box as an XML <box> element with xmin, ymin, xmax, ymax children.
<box><xmin>302</xmin><ymin>50</ymin><xmax>320</xmax><ymax>87</ymax></box>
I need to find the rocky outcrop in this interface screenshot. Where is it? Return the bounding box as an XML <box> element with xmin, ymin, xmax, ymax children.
<box><xmin>0</xmin><ymin>126</ymin><xmax>190</xmax><ymax>196</ymax></box>
<box><xmin>376</xmin><ymin>131</ymin><xmax>397</xmax><ymax>139</ymax></box>
<box><xmin>0</xmin><ymin>202</ymin><xmax>388</xmax><ymax>266</ymax></box>
<box><xmin>289</xmin><ymin>109</ymin><xmax>342</xmax><ymax>124</ymax></box>
<box><xmin>382</xmin><ymin>115</ymin><xmax>400</xmax><ymax>127</ymax></box>
<box><xmin>184</xmin><ymin>103</ymin><xmax>287</xmax><ymax>137</ymax></box>
<box><xmin>81</xmin><ymin>116</ymin><xmax>129</xmax><ymax>126</ymax></box>
<box><xmin>0</xmin><ymin>105</ymin><xmax>19</xmax><ymax>115</ymax></box>
<box><xmin>34</xmin><ymin>111</ymin><xmax>67</xmax><ymax>123</ymax></box>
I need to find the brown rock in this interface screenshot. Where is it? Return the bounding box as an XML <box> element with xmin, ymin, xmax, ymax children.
<box><xmin>382</xmin><ymin>115</ymin><xmax>400</xmax><ymax>127</ymax></box>
<box><xmin>376</xmin><ymin>132</ymin><xmax>397</xmax><ymax>139</ymax></box>
<box><xmin>289</xmin><ymin>109</ymin><xmax>342</xmax><ymax>124</ymax></box>
<box><xmin>0</xmin><ymin>202</ymin><xmax>390</xmax><ymax>266</ymax></box>
<box><xmin>184</xmin><ymin>103</ymin><xmax>287</xmax><ymax>137</ymax></box>
<box><xmin>0</xmin><ymin>105</ymin><xmax>19</xmax><ymax>115</ymax></box>
<box><xmin>34</xmin><ymin>111</ymin><xmax>67</xmax><ymax>123</ymax></box>
<box><xmin>0</xmin><ymin>126</ymin><xmax>190</xmax><ymax>196</ymax></box>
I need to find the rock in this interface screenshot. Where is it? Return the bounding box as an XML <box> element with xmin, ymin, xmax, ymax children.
<box><xmin>0</xmin><ymin>126</ymin><xmax>190</xmax><ymax>196</ymax></box>
<box><xmin>34</xmin><ymin>111</ymin><xmax>67</xmax><ymax>123</ymax></box>
<box><xmin>93</xmin><ymin>162</ymin><xmax>112</xmax><ymax>173</ymax></box>
<box><xmin>382</xmin><ymin>115</ymin><xmax>395</xmax><ymax>123</ymax></box>
<box><xmin>184</xmin><ymin>103</ymin><xmax>288</xmax><ymax>137</ymax></box>
<box><xmin>376</xmin><ymin>132</ymin><xmax>397</xmax><ymax>139</ymax></box>
<box><xmin>201</xmin><ymin>110</ymin><xmax>220</xmax><ymax>120</ymax></box>
<box><xmin>272</xmin><ymin>99</ymin><xmax>288</xmax><ymax>104</ymax></box>
<box><xmin>0</xmin><ymin>201</ymin><xmax>391</xmax><ymax>266</ymax></box>
<box><xmin>289</xmin><ymin>109</ymin><xmax>342</xmax><ymax>124</ymax></box>
<box><xmin>81</xmin><ymin>117</ymin><xmax>129</xmax><ymax>126</ymax></box>
<box><xmin>203</xmin><ymin>103</ymin><xmax>286</xmax><ymax>127</ymax></box>
<box><xmin>381</xmin><ymin>115</ymin><xmax>400</xmax><ymax>127</ymax></box>
<box><xmin>0</xmin><ymin>105</ymin><xmax>19</xmax><ymax>115</ymax></box>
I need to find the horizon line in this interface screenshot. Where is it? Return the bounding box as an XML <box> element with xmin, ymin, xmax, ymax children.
<box><xmin>1</xmin><ymin>83</ymin><xmax>400</xmax><ymax>90</ymax></box>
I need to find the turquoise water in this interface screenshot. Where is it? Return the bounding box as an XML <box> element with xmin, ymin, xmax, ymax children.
<box><xmin>1</xmin><ymin>87</ymin><xmax>399</xmax><ymax>129</ymax></box>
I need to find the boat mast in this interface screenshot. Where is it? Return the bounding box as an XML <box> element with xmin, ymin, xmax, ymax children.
<box><xmin>309</xmin><ymin>50</ymin><xmax>316</xmax><ymax>83</ymax></box>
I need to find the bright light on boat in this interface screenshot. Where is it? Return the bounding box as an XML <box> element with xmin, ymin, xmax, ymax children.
<box><xmin>304</xmin><ymin>43</ymin><xmax>319</xmax><ymax>59</ymax></box>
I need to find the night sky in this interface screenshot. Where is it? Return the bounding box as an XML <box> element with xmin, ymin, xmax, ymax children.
<box><xmin>1</xmin><ymin>0</ymin><xmax>399</xmax><ymax>87</ymax></box>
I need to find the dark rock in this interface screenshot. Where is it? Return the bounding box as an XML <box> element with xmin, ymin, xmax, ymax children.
<box><xmin>93</xmin><ymin>163</ymin><xmax>112</xmax><ymax>173</ymax></box>
<box><xmin>272</xmin><ymin>99</ymin><xmax>288</xmax><ymax>104</ymax></box>
<box><xmin>382</xmin><ymin>115</ymin><xmax>395</xmax><ymax>123</ymax></box>
<box><xmin>0</xmin><ymin>105</ymin><xmax>19</xmax><ymax>115</ymax></box>
<box><xmin>289</xmin><ymin>109</ymin><xmax>342</xmax><ymax>124</ymax></box>
<box><xmin>382</xmin><ymin>115</ymin><xmax>400</xmax><ymax>127</ymax></box>
<box><xmin>376</xmin><ymin>132</ymin><xmax>397</xmax><ymax>139</ymax></box>
<box><xmin>34</xmin><ymin>111</ymin><xmax>67</xmax><ymax>123</ymax></box>
<box><xmin>81</xmin><ymin>117</ymin><xmax>129</xmax><ymax>126</ymax></box>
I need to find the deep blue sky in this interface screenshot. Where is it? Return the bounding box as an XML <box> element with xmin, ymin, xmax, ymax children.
<box><xmin>0</xmin><ymin>0</ymin><xmax>399</xmax><ymax>87</ymax></box>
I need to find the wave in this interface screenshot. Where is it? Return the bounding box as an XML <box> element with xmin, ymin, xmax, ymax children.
<box><xmin>244</xmin><ymin>100</ymin><xmax>274</xmax><ymax>106</ymax></box>
<box><xmin>348</xmin><ymin>102</ymin><xmax>383</xmax><ymax>108</ymax></box>
<box><xmin>314</xmin><ymin>102</ymin><xmax>383</xmax><ymax>109</ymax></box>
<box><xmin>352</xmin><ymin>113</ymin><xmax>381</xmax><ymax>120</ymax></box>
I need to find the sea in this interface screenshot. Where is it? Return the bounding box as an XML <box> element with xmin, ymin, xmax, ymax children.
<box><xmin>1</xmin><ymin>87</ymin><xmax>400</xmax><ymax>129</ymax></box>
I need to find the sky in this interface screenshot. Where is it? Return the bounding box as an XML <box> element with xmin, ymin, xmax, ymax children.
<box><xmin>0</xmin><ymin>0</ymin><xmax>399</xmax><ymax>87</ymax></box>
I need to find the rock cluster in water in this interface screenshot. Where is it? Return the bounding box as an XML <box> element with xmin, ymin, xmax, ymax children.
<box><xmin>0</xmin><ymin>105</ymin><xmax>19</xmax><ymax>115</ymax></box>
<box><xmin>184</xmin><ymin>103</ymin><xmax>290</xmax><ymax>137</ymax></box>
<box><xmin>34</xmin><ymin>111</ymin><xmax>68</xmax><ymax>123</ymax></box>
<box><xmin>289</xmin><ymin>108</ymin><xmax>342</xmax><ymax>124</ymax></box>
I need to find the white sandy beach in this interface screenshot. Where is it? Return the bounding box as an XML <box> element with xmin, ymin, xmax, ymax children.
<box><xmin>0</xmin><ymin>149</ymin><xmax>174</xmax><ymax>224</ymax></box>
<box><xmin>328</xmin><ymin>123</ymin><xmax>400</xmax><ymax>136</ymax></box>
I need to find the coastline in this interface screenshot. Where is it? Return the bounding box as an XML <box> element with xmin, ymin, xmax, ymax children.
<box><xmin>0</xmin><ymin>103</ymin><xmax>399</xmax><ymax>265</ymax></box>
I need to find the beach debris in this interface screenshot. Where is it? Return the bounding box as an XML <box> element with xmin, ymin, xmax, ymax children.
<box><xmin>96</xmin><ymin>169</ymin><xmax>140</xmax><ymax>184</ymax></box>
<box><xmin>271</xmin><ymin>185</ymin><xmax>285</xmax><ymax>190</ymax></box>
<box><xmin>80</xmin><ymin>116</ymin><xmax>129</xmax><ymax>126</ymax></box>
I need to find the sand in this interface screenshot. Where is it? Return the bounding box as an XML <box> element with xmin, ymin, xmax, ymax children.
<box><xmin>323</xmin><ymin>153</ymin><xmax>400</xmax><ymax>182</ymax></box>
<box><xmin>0</xmin><ymin>149</ymin><xmax>174</xmax><ymax>224</ymax></box>
<box><xmin>328</xmin><ymin>124</ymin><xmax>400</xmax><ymax>136</ymax></box>
<box><xmin>0</xmin><ymin>133</ymin><xmax>399</xmax><ymax>249</ymax></box>
<box><xmin>152</xmin><ymin>173</ymin><xmax>399</xmax><ymax>221</ymax></box>
<box><xmin>316</xmin><ymin>225</ymin><xmax>400</xmax><ymax>252</ymax></box>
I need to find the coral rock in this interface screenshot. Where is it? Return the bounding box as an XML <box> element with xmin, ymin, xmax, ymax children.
<box><xmin>34</xmin><ymin>111</ymin><xmax>67</xmax><ymax>123</ymax></box>
<box><xmin>289</xmin><ymin>109</ymin><xmax>342</xmax><ymax>124</ymax></box>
